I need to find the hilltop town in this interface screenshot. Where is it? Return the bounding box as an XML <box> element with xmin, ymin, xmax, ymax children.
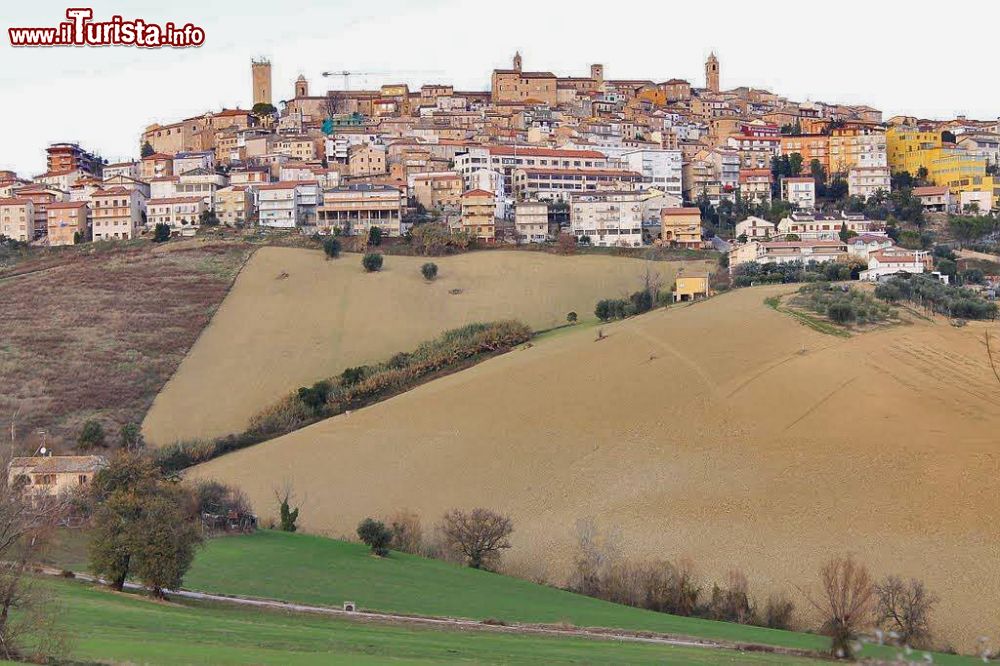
<box><xmin>2</xmin><ymin>52</ymin><xmax>998</xmax><ymax>286</ymax></box>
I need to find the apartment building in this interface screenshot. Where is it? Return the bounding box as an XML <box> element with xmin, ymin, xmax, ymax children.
<box><xmin>570</xmin><ymin>191</ymin><xmax>644</xmax><ymax>247</ymax></box>
<box><xmin>257</xmin><ymin>181</ymin><xmax>319</xmax><ymax>228</ymax></box>
<box><xmin>214</xmin><ymin>185</ymin><xmax>255</xmax><ymax>226</ymax></box>
<box><xmin>777</xmin><ymin>211</ymin><xmax>873</xmax><ymax>240</ymax></box>
<box><xmin>146</xmin><ymin>196</ymin><xmax>206</xmax><ymax>232</ymax></box>
<box><xmin>660</xmin><ymin>207</ymin><xmax>703</xmax><ymax>248</ymax></box>
<box><xmin>734</xmin><ymin>215</ymin><xmax>776</xmax><ymax>241</ymax></box>
<box><xmin>739</xmin><ymin>169</ymin><xmax>772</xmax><ymax>203</ymax></box>
<box><xmin>621</xmin><ymin>149</ymin><xmax>683</xmax><ymax>199</ymax></box>
<box><xmin>45</xmin><ymin>201</ymin><xmax>90</xmax><ymax>246</ymax></box>
<box><xmin>90</xmin><ymin>186</ymin><xmax>145</xmax><ymax>240</ymax></box>
<box><xmin>730</xmin><ymin>239</ymin><xmax>848</xmax><ymax>268</ymax></box>
<box><xmin>513</xmin><ymin>201</ymin><xmax>550</xmax><ymax>243</ymax></box>
<box><xmin>460</xmin><ymin>189</ymin><xmax>497</xmax><ymax>242</ymax></box>
<box><xmin>348</xmin><ymin>144</ymin><xmax>388</xmax><ymax>177</ymax></box>
<box><xmin>317</xmin><ymin>184</ymin><xmax>404</xmax><ymax>237</ymax></box>
<box><xmin>140</xmin><ymin>153</ymin><xmax>175</xmax><ymax>180</ymax></box>
<box><xmin>412</xmin><ymin>173</ymin><xmax>463</xmax><ymax>210</ymax></box>
<box><xmin>0</xmin><ymin>198</ymin><xmax>34</xmax><ymax>242</ymax></box>
<box><xmin>781</xmin><ymin>177</ymin><xmax>816</xmax><ymax>209</ymax></box>
<box><xmin>173</xmin><ymin>150</ymin><xmax>216</xmax><ymax>175</ymax></box>
<box><xmin>512</xmin><ymin>167</ymin><xmax>644</xmax><ymax>201</ymax></box>
<box><xmin>13</xmin><ymin>185</ymin><xmax>65</xmax><ymax>239</ymax></box>
<box><xmin>175</xmin><ymin>169</ymin><xmax>229</xmax><ymax>209</ymax></box>
<box><xmin>46</xmin><ymin>142</ymin><xmax>103</xmax><ymax>177</ymax></box>
<box><xmin>453</xmin><ymin>146</ymin><xmax>611</xmax><ymax>196</ymax></box>
<box><xmin>847</xmin><ymin>166</ymin><xmax>891</xmax><ymax>199</ymax></box>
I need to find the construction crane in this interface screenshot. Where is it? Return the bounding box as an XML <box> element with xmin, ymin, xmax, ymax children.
<box><xmin>321</xmin><ymin>70</ymin><xmax>388</xmax><ymax>90</ymax></box>
<box><xmin>321</xmin><ymin>69</ymin><xmax>444</xmax><ymax>90</ymax></box>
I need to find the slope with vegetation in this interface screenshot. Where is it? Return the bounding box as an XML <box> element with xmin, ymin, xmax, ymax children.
<box><xmin>144</xmin><ymin>247</ymin><xmax>713</xmax><ymax>444</ymax></box>
<box><xmin>192</xmin><ymin>284</ymin><xmax>1000</xmax><ymax>652</ymax></box>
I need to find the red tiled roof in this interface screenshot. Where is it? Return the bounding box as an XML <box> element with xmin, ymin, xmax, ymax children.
<box><xmin>462</xmin><ymin>189</ymin><xmax>494</xmax><ymax>198</ymax></box>
<box><xmin>662</xmin><ymin>207</ymin><xmax>702</xmax><ymax>216</ymax></box>
<box><xmin>0</xmin><ymin>198</ymin><xmax>30</xmax><ymax>205</ymax></box>
<box><xmin>46</xmin><ymin>201</ymin><xmax>89</xmax><ymax>209</ymax></box>
<box><xmin>913</xmin><ymin>186</ymin><xmax>949</xmax><ymax>196</ymax></box>
<box><xmin>148</xmin><ymin>196</ymin><xmax>205</xmax><ymax>205</ymax></box>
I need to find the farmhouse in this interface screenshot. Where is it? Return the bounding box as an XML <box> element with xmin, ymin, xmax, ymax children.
<box><xmin>9</xmin><ymin>455</ymin><xmax>107</xmax><ymax>498</ymax></box>
<box><xmin>674</xmin><ymin>275</ymin><xmax>710</xmax><ymax>302</ymax></box>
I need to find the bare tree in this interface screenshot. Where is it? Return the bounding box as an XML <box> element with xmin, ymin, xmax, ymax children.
<box><xmin>0</xmin><ymin>455</ymin><xmax>69</xmax><ymax>660</ymax></box>
<box><xmin>802</xmin><ymin>555</ymin><xmax>876</xmax><ymax>659</ymax></box>
<box><xmin>439</xmin><ymin>508</ymin><xmax>513</xmax><ymax>570</ymax></box>
<box><xmin>386</xmin><ymin>509</ymin><xmax>423</xmax><ymax>554</ymax></box>
<box><xmin>874</xmin><ymin>575</ymin><xmax>937</xmax><ymax>649</ymax></box>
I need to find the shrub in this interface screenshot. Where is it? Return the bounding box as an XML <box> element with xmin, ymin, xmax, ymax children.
<box><xmin>362</xmin><ymin>253</ymin><xmax>383</xmax><ymax>272</ymax></box>
<box><xmin>296</xmin><ymin>380</ymin><xmax>332</xmax><ymax>414</ymax></box>
<box><xmin>277</xmin><ymin>489</ymin><xmax>299</xmax><ymax>532</ymax></box>
<box><xmin>119</xmin><ymin>422</ymin><xmax>144</xmax><ymax>451</ymax></box>
<box><xmin>152</xmin><ymin>223</ymin><xmax>171</xmax><ymax>243</ymax></box>
<box><xmin>761</xmin><ymin>592</ymin><xmax>796</xmax><ymax>630</ymax></box>
<box><xmin>421</xmin><ymin>262</ymin><xmax>438</xmax><ymax>281</ymax></box>
<box><xmin>78</xmin><ymin>420</ymin><xmax>106</xmax><ymax>449</ymax></box>
<box><xmin>357</xmin><ymin>518</ymin><xmax>392</xmax><ymax>557</ymax></box>
<box><xmin>566</xmin><ymin>311</ymin><xmax>578</xmax><ymax>324</ymax></box>
<box><xmin>827</xmin><ymin>302</ymin><xmax>856</xmax><ymax>324</ymax></box>
<box><xmin>595</xmin><ymin>298</ymin><xmax>629</xmax><ymax>322</ymax></box>
<box><xmin>705</xmin><ymin>570</ymin><xmax>754</xmax><ymax>624</ymax></box>
<box><xmin>387</xmin><ymin>510</ymin><xmax>423</xmax><ymax>554</ymax></box>
<box><xmin>340</xmin><ymin>367</ymin><xmax>367</xmax><ymax>387</ymax></box>
<box><xmin>368</xmin><ymin>227</ymin><xmax>383</xmax><ymax>247</ymax></box>
<box><xmin>322</xmin><ymin>237</ymin><xmax>341</xmax><ymax>259</ymax></box>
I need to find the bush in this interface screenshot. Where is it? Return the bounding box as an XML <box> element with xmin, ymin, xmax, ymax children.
<box><xmin>628</xmin><ymin>289</ymin><xmax>653</xmax><ymax>315</ymax></box>
<box><xmin>322</xmin><ymin>237</ymin><xmax>341</xmax><ymax>259</ymax></box>
<box><xmin>421</xmin><ymin>262</ymin><xmax>438</xmax><ymax>281</ymax></box>
<box><xmin>566</xmin><ymin>311</ymin><xmax>578</xmax><ymax>324</ymax></box>
<box><xmin>362</xmin><ymin>253</ymin><xmax>383</xmax><ymax>272</ymax></box>
<box><xmin>387</xmin><ymin>510</ymin><xmax>423</xmax><ymax>554</ymax></box>
<box><xmin>357</xmin><ymin>518</ymin><xmax>392</xmax><ymax>557</ymax></box>
<box><xmin>595</xmin><ymin>298</ymin><xmax>629</xmax><ymax>322</ymax></box>
<box><xmin>368</xmin><ymin>227</ymin><xmax>383</xmax><ymax>247</ymax></box>
<box><xmin>119</xmin><ymin>422</ymin><xmax>144</xmax><ymax>451</ymax></box>
<box><xmin>152</xmin><ymin>223</ymin><xmax>171</xmax><ymax>243</ymax></box>
<box><xmin>296</xmin><ymin>380</ymin><xmax>332</xmax><ymax>414</ymax></box>
<box><xmin>340</xmin><ymin>367</ymin><xmax>366</xmax><ymax>387</ymax></box>
<box><xmin>827</xmin><ymin>302</ymin><xmax>856</xmax><ymax>324</ymax></box>
<box><xmin>761</xmin><ymin>592</ymin><xmax>796</xmax><ymax>630</ymax></box>
<box><xmin>78</xmin><ymin>420</ymin><xmax>106</xmax><ymax>449</ymax></box>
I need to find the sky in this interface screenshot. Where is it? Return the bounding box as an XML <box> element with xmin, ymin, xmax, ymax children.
<box><xmin>2</xmin><ymin>0</ymin><xmax>999</xmax><ymax>175</ymax></box>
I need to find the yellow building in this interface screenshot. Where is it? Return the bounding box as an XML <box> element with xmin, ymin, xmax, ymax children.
<box><xmin>886</xmin><ymin>126</ymin><xmax>942</xmax><ymax>175</ymax></box>
<box><xmin>660</xmin><ymin>208</ymin><xmax>703</xmax><ymax>248</ymax></box>
<box><xmin>674</xmin><ymin>275</ymin><xmax>710</xmax><ymax>302</ymax></box>
<box><xmin>460</xmin><ymin>189</ymin><xmax>496</xmax><ymax>242</ymax></box>
<box><xmin>887</xmin><ymin>126</ymin><xmax>997</xmax><ymax>207</ymax></box>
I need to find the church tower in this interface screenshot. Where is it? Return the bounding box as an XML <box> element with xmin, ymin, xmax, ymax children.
<box><xmin>513</xmin><ymin>51</ymin><xmax>522</xmax><ymax>72</ymax></box>
<box><xmin>295</xmin><ymin>74</ymin><xmax>309</xmax><ymax>98</ymax></box>
<box><xmin>705</xmin><ymin>52</ymin><xmax>720</xmax><ymax>93</ymax></box>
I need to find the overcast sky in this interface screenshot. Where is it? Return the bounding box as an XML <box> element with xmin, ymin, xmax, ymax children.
<box><xmin>3</xmin><ymin>0</ymin><xmax>998</xmax><ymax>175</ymax></box>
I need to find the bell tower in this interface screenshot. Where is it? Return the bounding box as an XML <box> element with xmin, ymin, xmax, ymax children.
<box><xmin>705</xmin><ymin>52</ymin><xmax>720</xmax><ymax>93</ymax></box>
<box><xmin>295</xmin><ymin>74</ymin><xmax>309</xmax><ymax>98</ymax></box>
<box><xmin>513</xmin><ymin>51</ymin><xmax>522</xmax><ymax>72</ymax></box>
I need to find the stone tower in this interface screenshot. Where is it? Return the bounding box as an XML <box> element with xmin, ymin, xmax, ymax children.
<box><xmin>251</xmin><ymin>58</ymin><xmax>272</xmax><ymax>106</ymax></box>
<box><xmin>295</xmin><ymin>74</ymin><xmax>308</xmax><ymax>98</ymax></box>
<box><xmin>590</xmin><ymin>63</ymin><xmax>604</xmax><ymax>85</ymax></box>
<box><xmin>705</xmin><ymin>52</ymin><xmax>719</xmax><ymax>93</ymax></box>
<box><xmin>513</xmin><ymin>51</ymin><xmax>522</xmax><ymax>72</ymax></box>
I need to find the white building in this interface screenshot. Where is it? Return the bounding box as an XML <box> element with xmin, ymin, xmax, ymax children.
<box><xmin>734</xmin><ymin>216</ymin><xmax>775</xmax><ymax>241</ymax></box>
<box><xmin>847</xmin><ymin>166</ymin><xmax>890</xmax><ymax>200</ymax></box>
<box><xmin>845</xmin><ymin>233</ymin><xmax>894</xmax><ymax>260</ymax></box>
<box><xmin>777</xmin><ymin>211</ymin><xmax>873</xmax><ymax>241</ymax></box>
<box><xmin>570</xmin><ymin>191</ymin><xmax>644</xmax><ymax>248</ymax></box>
<box><xmin>257</xmin><ymin>181</ymin><xmax>319</xmax><ymax>228</ymax></box>
<box><xmin>621</xmin><ymin>149</ymin><xmax>683</xmax><ymax>200</ymax></box>
<box><xmin>960</xmin><ymin>189</ymin><xmax>993</xmax><ymax>214</ymax></box>
<box><xmin>146</xmin><ymin>196</ymin><xmax>206</xmax><ymax>233</ymax></box>
<box><xmin>781</xmin><ymin>177</ymin><xmax>816</xmax><ymax>210</ymax></box>
<box><xmin>514</xmin><ymin>201</ymin><xmax>549</xmax><ymax>243</ymax></box>
<box><xmin>859</xmin><ymin>249</ymin><xmax>929</xmax><ymax>282</ymax></box>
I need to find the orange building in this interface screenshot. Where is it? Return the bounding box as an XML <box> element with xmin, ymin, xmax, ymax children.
<box><xmin>46</xmin><ymin>201</ymin><xmax>89</xmax><ymax>246</ymax></box>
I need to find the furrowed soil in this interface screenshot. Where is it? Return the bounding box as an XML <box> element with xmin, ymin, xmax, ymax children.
<box><xmin>144</xmin><ymin>247</ymin><xmax>712</xmax><ymax>444</ymax></box>
<box><xmin>191</xmin><ymin>284</ymin><xmax>1000</xmax><ymax>652</ymax></box>
<box><xmin>0</xmin><ymin>242</ymin><xmax>252</xmax><ymax>451</ymax></box>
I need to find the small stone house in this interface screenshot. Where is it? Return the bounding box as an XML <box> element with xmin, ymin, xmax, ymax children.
<box><xmin>8</xmin><ymin>455</ymin><xmax>107</xmax><ymax>497</ymax></box>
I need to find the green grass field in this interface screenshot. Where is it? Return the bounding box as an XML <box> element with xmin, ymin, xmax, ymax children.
<box><xmin>42</xmin><ymin>578</ymin><xmax>820</xmax><ymax>665</ymax></box>
<box><xmin>43</xmin><ymin>529</ymin><xmax>978</xmax><ymax>664</ymax></box>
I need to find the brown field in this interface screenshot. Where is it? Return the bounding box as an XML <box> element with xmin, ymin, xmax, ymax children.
<box><xmin>191</xmin><ymin>285</ymin><xmax>1000</xmax><ymax>651</ymax></box>
<box><xmin>143</xmin><ymin>247</ymin><xmax>713</xmax><ymax>444</ymax></box>
<box><xmin>0</xmin><ymin>242</ymin><xmax>252</xmax><ymax>452</ymax></box>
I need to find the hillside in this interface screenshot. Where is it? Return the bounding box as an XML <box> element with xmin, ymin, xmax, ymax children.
<box><xmin>191</xmin><ymin>284</ymin><xmax>1000</xmax><ymax>652</ymax></box>
<box><xmin>42</xmin><ymin>577</ymin><xmax>824</xmax><ymax>665</ymax></box>
<box><xmin>0</xmin><ymin>241</ymin><xmax>252</xmax><ymax>451</ymax></box>
<box><xmin>144</xmin><ymin>247</ymin><xmax>713</xmax><ymax>444</ymax></box>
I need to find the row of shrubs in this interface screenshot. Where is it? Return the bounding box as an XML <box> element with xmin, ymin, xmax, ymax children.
<box><xmin>335</xmin><ymin>506</ymin><xmax>944</xmax><ymax>659</ymax></box>
<box><xmin>875</xmin><ymin>274</ymin><xmax>998</xmax><ymax>320</ymax></box>
<box><xmin>155</xmin><ymin>321</ymin><xmax>533</xmax><ymax>472</ymax></box>
<box><xmin>731</xmin><ymin>259</ymin><xmax>866</xmax><ymax>287</ymax></box>
<box><xmin>595</xmin><ymin>288</ymin><xmax>668</xmax><ymax>322</ymax></box>
<box><xmin>791</xmin><ymin>283</ymin><xmax>898</xmax><ymax>325</ymax></box>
